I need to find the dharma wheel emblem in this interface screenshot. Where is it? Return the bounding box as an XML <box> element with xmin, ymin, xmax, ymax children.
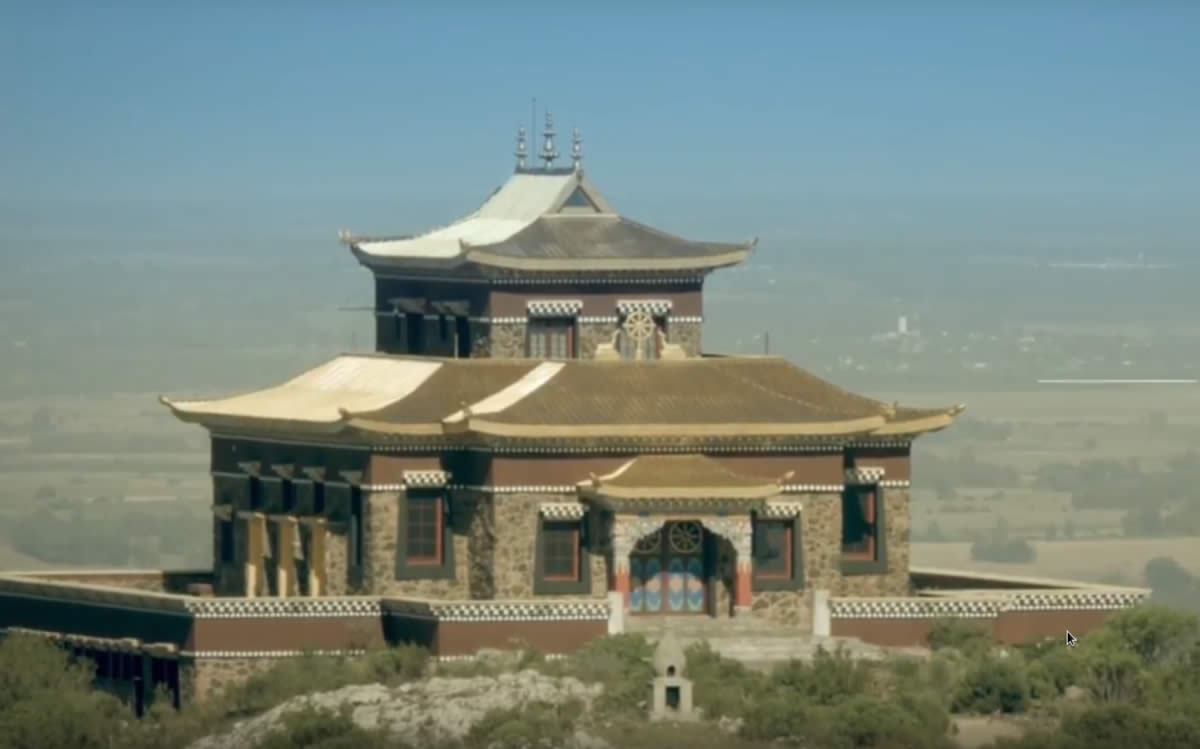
<box><xmin>634</xmin><ymin>532</ymin><xmax>662</xmax><ymax>554</ymax></box>
<box><xmin>668</xmin><ymin>521</ymin><xmax>703</xmax><ymax>554</ymax></box>
<box><xmin>622</xmin><ymin>310</ymin><xmax>657</xmax><ymax>343</ymax></box>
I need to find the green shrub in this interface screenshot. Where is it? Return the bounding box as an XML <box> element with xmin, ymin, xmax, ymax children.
<box><xmin>561</xmin><ymin>634</ymin><xmax>655</xmax><ymax>717</ymax></box>
<box><xmin>684</xmin><ymin>641</ymin><xmax>767</xmax><ymax>720</ymax></box>
<box><xmin>1060</xmin><ymin>704</ymin><xmax>1200</xmax><ymax>749</ymax></box>
<box><xmin>826</xmin><ymin>695</ymin><xmax>955</xmax><ymax>749</ymax></box>
<box><xmin>465</xmin><ymin>699</ymin><xmax>578</xmax><ymax>749</ymax></box>
<box><xmin>927</xmin><ymin>617</ymin><xmax>992</xmax><ymax>655</ymax></box>
<box><xmin>252</xmin><ymin>704</ymin><xmax>393</xmax><ymax>749</ymax></box>
<box><xmin>952</xmin><ymin>655</ymin><xmax>1030</xmax><ymax>714</ymax></box>
<box><xmin>770</xmin><ymin>645</ymin><xmax>872</xmax><ymax>706</ymax></box>
<box><xmin>1102</xmin><ymin>605</ymin><xmax>1199</xmax><ymax>666</ymax></box>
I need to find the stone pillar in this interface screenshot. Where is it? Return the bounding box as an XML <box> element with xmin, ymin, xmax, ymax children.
<box><xmin>704</xmin><ymin>516</ymin><xmax>753</xmax><ymax>617</ymax></box>
<box><xmin>302</xmin><ymin>518</ymin><xmax>327</xmax><ymax>597</ymax></box>
<box><xmin>275</xmin><ymin>516</ymin><xmax>298</xmax><ymax>598</ymax></box>
<box><xmin>812</xmin><ymin>589</ymin><xmax>831</xmax><ymax>637</ymax></box>
<box><xmin>607</xmin><ymin>591</ymin><xmax>625</xmax><ymax>634</ymax></box>
<box><xmin>241</xmin><ymin>512</ymin><xmax>267</xmax><ymax>599</ymax></box>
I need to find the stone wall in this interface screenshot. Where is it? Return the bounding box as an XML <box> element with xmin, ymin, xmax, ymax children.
<box><xmin>325</xmin><ymin>528</ymin><xmax>350</xmax><ymax>596</ymax></box>
<box><xmin>801</xmin><ymin>489</ymin><xmax>912</xmax><ymax>598</ymax></box>
<box><xmin>578</xmin><ymin>321</ymin><xmax>618</xmax><ymax>359</ymax></box>
<box><xmin>363</xmin><ymin>490</ymin><xmax>471</xmax><ymax>598</ymax></box>
<box><xmin>488</xmin><ymin>322</ymin><xmax>527</xmax><ymax>358</ymax></box>
<box><xmin>469</xmin><ymin>320</ymin><xmax>491</xmax><ymax>358</ymax></box>
<box><xmin>179</xmin><ymin>656</ymin><xmax>278</xmax><ymax>704</ymax></box>
<box><xmin>464</xmin><ymin>490</ymin><xmax>496</xmax><ymax>598</ymax></box>
<box><xmin>666</xmin><ymin>320</ymin><xmax>702</xmax><ymax>356</ymax></box>
<box><xmin>493</xmin><ymin>493</ymin><xmax>607</xmax><ymax>599</ymax></box>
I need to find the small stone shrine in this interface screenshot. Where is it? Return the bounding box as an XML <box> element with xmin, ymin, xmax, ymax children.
<box><xmin>649</xmin><ymin>632</ymin><xmax>697</xmax><ymax>722</ymax></box>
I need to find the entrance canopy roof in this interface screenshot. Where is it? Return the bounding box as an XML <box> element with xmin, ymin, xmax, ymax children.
<box><xmin>577</xmin><ymin>454</ymin><xmax>788</xmax><ymax>511</ymax></box>
<box><xmin>160</xmin><ymin>353</ymin><xmax>965</xmax><ymax>446</ymax></box>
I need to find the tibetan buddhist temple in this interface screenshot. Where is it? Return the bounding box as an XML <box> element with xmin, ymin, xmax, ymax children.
<box><xmin>0</xmin><ymin>114</ymin><xmax>1148</xmax><ymax>711</ymax></box>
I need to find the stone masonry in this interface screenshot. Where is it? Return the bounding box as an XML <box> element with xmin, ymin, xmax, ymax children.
<box><xmin>487</xmin><ymin>322</ymin><xmax>527</xmax><ymax>358</ymax></box>
<box><xmin>750</xmin><ymin>490</ymin><xmax>913</xmax><ymax>629</ymax></box>
<box><xmin>363</xmin><ymin>490</ymin><xmax>470</xmax><ymax>598</ymax></box>
<box><xmin>492</xmin><ymin>493</ymin><xmax>606</xmax><ymax>599</ymax></box>
<box><xmin>666</xmin><ymin>320</ymin><xmax>701</xmax><ymax>356</ymax></box>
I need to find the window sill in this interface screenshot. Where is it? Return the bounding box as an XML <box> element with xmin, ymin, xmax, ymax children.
<box><xmin>752</xmin><ymin>575</ymin><xmax>804</xmax><ymax>592</ymax></box>
<box><xmin>396</xmin><ymin>560</ymin><xmax>457</xmax><ymax>581</ymax></box>
<box><xmin>533</xmin><ymin>576</ymin><xmax>591</xmax><ymax>595</ymax></box>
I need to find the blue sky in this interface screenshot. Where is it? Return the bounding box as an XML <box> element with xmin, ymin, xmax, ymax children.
<box><xmin>1</xmin><ymin>2</ymin><xmax>1197</xmax><ymax>255</ymax></box>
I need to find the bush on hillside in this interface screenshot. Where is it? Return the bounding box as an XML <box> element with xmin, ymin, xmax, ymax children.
<box><xmin>951</xmin><ymin>655</ymin><xmax>1030</xmax><ymax>714</ymax></box>
<box><xmin>927</xmin><ymin>617</ymin><xmax>992</xmax><ymax>655</ymax></box>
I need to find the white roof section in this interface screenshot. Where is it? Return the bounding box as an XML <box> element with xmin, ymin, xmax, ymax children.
<box><xmin>356</xmin><ymin>173</ymin><xmax>579</xmax><ymax>259</ymax></box>
<box><xmin>161</xmin><ymin>356</ymin><xmax>443</xmax><ymax>424</ymax></box>
<box><xmin>444</xmin><ymin>361</ymin><xmax>565</xmax><ymax>423</ymax></box>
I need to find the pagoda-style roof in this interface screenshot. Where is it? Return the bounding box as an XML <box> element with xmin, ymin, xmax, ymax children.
<box><xmin>343</xmin><ymin>170</ymin><xmax>754</xmax><ymax>276</ymax></box>
<box><xmin>160</xmin><ymin>354</ymin><xmax>964</xmax><ymax>445</ymax></box>
<box><xmin>579</xmin><ymin>454</ymin><xmax>786</xmax><ymax>503</ymax></box>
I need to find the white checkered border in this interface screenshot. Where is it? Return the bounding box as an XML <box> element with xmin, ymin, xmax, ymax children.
<box><xmin>186</xmin><ymin>598</ymin><xmax>382</xmax><ymax>619</ymax></box>
<box><xmin>526</xmin><ymin>299</ymin><xmax>584</xmax><ymax>317</ymax></box>
<box><xmin>830</xmin><ymin>589</ymin><xmax>1148</xmax><ymax>619</ymax></box>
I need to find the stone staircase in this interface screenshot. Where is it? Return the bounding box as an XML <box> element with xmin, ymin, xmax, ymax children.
<box><xmin>625</xmin><ymin>616</ymin><xmax>928</xmax><ymax>669</ymax></box>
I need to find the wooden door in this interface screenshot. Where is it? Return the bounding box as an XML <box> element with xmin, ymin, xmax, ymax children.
<box><xmin>629</xmin><ymin>521</ymin><xmax>707</xmax><ymax>615</ymax></box>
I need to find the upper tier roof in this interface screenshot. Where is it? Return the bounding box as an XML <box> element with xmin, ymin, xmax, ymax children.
<box><xmin>160</xmin><ymin>354</ymin><xmax>964</xmax><ymax>444</ymax></box>
<box><xmin>344</xmin><ymin>169</ymin><xmax>755</xmax><ymax>275</ymax></box>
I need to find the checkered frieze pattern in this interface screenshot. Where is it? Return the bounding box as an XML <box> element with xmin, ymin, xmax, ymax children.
<box><xmin>526</xmin><ymin>300</ymin><xmax>583</xmax><ymax>318</ymax></box>
<box><xmin>185</xmin><ymin>598</ymin><xmax>383</xmax><ymax>619</ymax></box>
<box><xmin>846</xmin><ymin>466</ymin><xmax>886</xmax><ymax>485</ymax></box>
<box><xmin>402</xmin><ymin>470</ymin><xmax>451</xmax><ymax>488</ymax></box>
<box><xmin>830</xmin><ymin>598</ymin><xmax>1000</xmax><ymax>619</ymax></box>
<box><xmin>616</xmin><ymin>299</ymin><xmax>673</xmax><ymax>316</ymax></box>
<box><xmin>539</xmin><ymin>501</ymin><xmax>588</xmax><ymax>520</ymax></box>
<box><xmin>183</xmin><ymin>649</ymin><xmax>368</xmax><ymax>659</ymax></box>
<box><xmin>879</xmin><ymin>479</ymin><xmax>910</xmax><ymax>488</ymax></box>
<box><xmin>781</xmin><ymin>483</ymin><xmax>843</xmax><ymax>493</ymax></box>
<box><xmin>429</xmin><ymin>600</ymin><xmax>610</xmax><ymax>622</ymax></box>
<box><xmin>761</xmin><ymin>501</ymin><xmax>803</xmax><ymax>519</ymax></box>
<box><xmin>1007</xmin><ymin>590</ymin><xmax>1148</xmax><ymax>611</ymax></box>
<box><xmin>449</xmin><ymin>484</ymin><xmax>577</xmax><ymax>494</ymax></box>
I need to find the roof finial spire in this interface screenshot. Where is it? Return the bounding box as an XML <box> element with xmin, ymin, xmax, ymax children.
<box><xmin>515</xmin><ymin>126</ymin><xmax>528</xmax><ymax>171</ymax></box>
<box><xmin>539</xmin><ymin>110</ymin><xmax>559</xmax><ymax>169</ymax></box>
<box><xmin>571</xmin><ymin>127</ymin><xmax>583</xmax><ymax>172</ymax></box>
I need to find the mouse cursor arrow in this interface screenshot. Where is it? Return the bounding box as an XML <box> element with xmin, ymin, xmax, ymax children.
<box><xmin>1065</xmin><ymin>630</ymin><xmax>1077</xmax><ymax>647</ymax></box>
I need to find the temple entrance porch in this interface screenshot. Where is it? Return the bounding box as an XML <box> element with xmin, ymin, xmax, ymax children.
<box><xmin>610</xmin><ymin>514</ymin><xmax>754</xmax><ymax>619</ymax></box>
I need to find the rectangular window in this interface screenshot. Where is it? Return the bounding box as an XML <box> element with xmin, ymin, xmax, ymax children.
<box><xmin>541</xmin><ymin>521</ymin><xmax>580</xmax><ymax>581</ymax></box>
<box><xmin>842</xmin><ymin>487</ymin><xmax>878</xmax><ymax>559</ymax></box>
<box><xmin>396</xmin><ymin>490</ymin><xmax>455</xmax><ymax>580</ymax></box>
<box><xmin>405</xmin><ymin>493</ymin><xmax>443</xmax><ymax>564</ymax></box>
<box><xmin>219</xmin><ymin>520</ymin><xmax>235</xmax><ymax>564</ymax></box>
<box><xmin>753</xmin><ymin>519</ymin><xmax>792</xmax><ymax>579</ymax></box>
<box><xmin>527</xmin><ymin>318</ymin><xmax>575</xmax><ymax>359</ymax></box>
<box><xmin>534</xmin><ymin>516</ymin><xmax>591</xmax><ymax>594</ymax></box>
<box><xmin>248</xmin><ymin>477</ymin><xmax>263</xmax><ymax>511</ymax></box>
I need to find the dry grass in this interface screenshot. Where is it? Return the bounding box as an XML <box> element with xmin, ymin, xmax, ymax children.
<box><xmin>913</xmin><ymin>537</ymin><xmax>1200</xmax><ymax>586</ymax></box>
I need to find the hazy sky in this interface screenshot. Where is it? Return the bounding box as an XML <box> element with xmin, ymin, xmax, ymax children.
<box><xmin>2</xmin><ymin>3</ymin><xmax>1197</xmax><ymax>253</ymax></box>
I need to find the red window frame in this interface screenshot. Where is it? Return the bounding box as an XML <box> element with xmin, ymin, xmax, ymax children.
<box><xmin>842</xmin><ymin>488</ymin><xmax>878</xmax><ymax>560</ymax></box>
<box><xmin>405</xmin><ymin>494</ymin><xmax>444</xmax><ymax>566</ymax></box>
<box><xmin>753</xmin><ymin>520</ymin><xmax>793</xmax><ymax>580</ymax></box>
<box><xmin>542</xmin><ymin>521</ymin><xmax>581</xmax><ymax>582</ymax></box>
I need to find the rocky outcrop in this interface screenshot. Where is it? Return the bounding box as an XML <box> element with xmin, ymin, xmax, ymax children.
<box><xmin>188</xmin><ymin>670</ymin><xmax>609</xmax><ymax>749</ymax></box>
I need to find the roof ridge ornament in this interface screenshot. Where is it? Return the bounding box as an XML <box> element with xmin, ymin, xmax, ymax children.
<box><xmin>539</xmin><ymin>111</ymin><xmax>559</xmax><ymax>169</ymax></box>
<box><xmin>515</xmin><ymin>126</ymin><xmax>528</xmax><ymax>172</ymax></box>
<box><xmin>571</xmin><ymin>128</ymin><xmax>583</xmax><ymax>172</ymax></box>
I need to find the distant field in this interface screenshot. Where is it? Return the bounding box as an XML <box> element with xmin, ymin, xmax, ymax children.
<box><xmin>887</xmin><ymin>388</ymin><xmax>1200</xmax><ymax>425</ymax></box>
<box><xmin>912</xmin><ymin>538</ymin><xmax>1200</xmax><ymax>587</ymax></box>
<box><xmin>911</xmin><ymin>488</ymin><xmax>1124</xmax><ymax>539</ymax></box>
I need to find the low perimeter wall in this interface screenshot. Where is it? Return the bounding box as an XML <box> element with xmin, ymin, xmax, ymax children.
<box><xmin>0</xmin><ymin>570</ymin><xmax>610</xmax><ymax>705</ymax></box>
<box><xmin>823</xmin><ymin>567</ymin><xmax>1150</xmax><ymax>648</ymax></box>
